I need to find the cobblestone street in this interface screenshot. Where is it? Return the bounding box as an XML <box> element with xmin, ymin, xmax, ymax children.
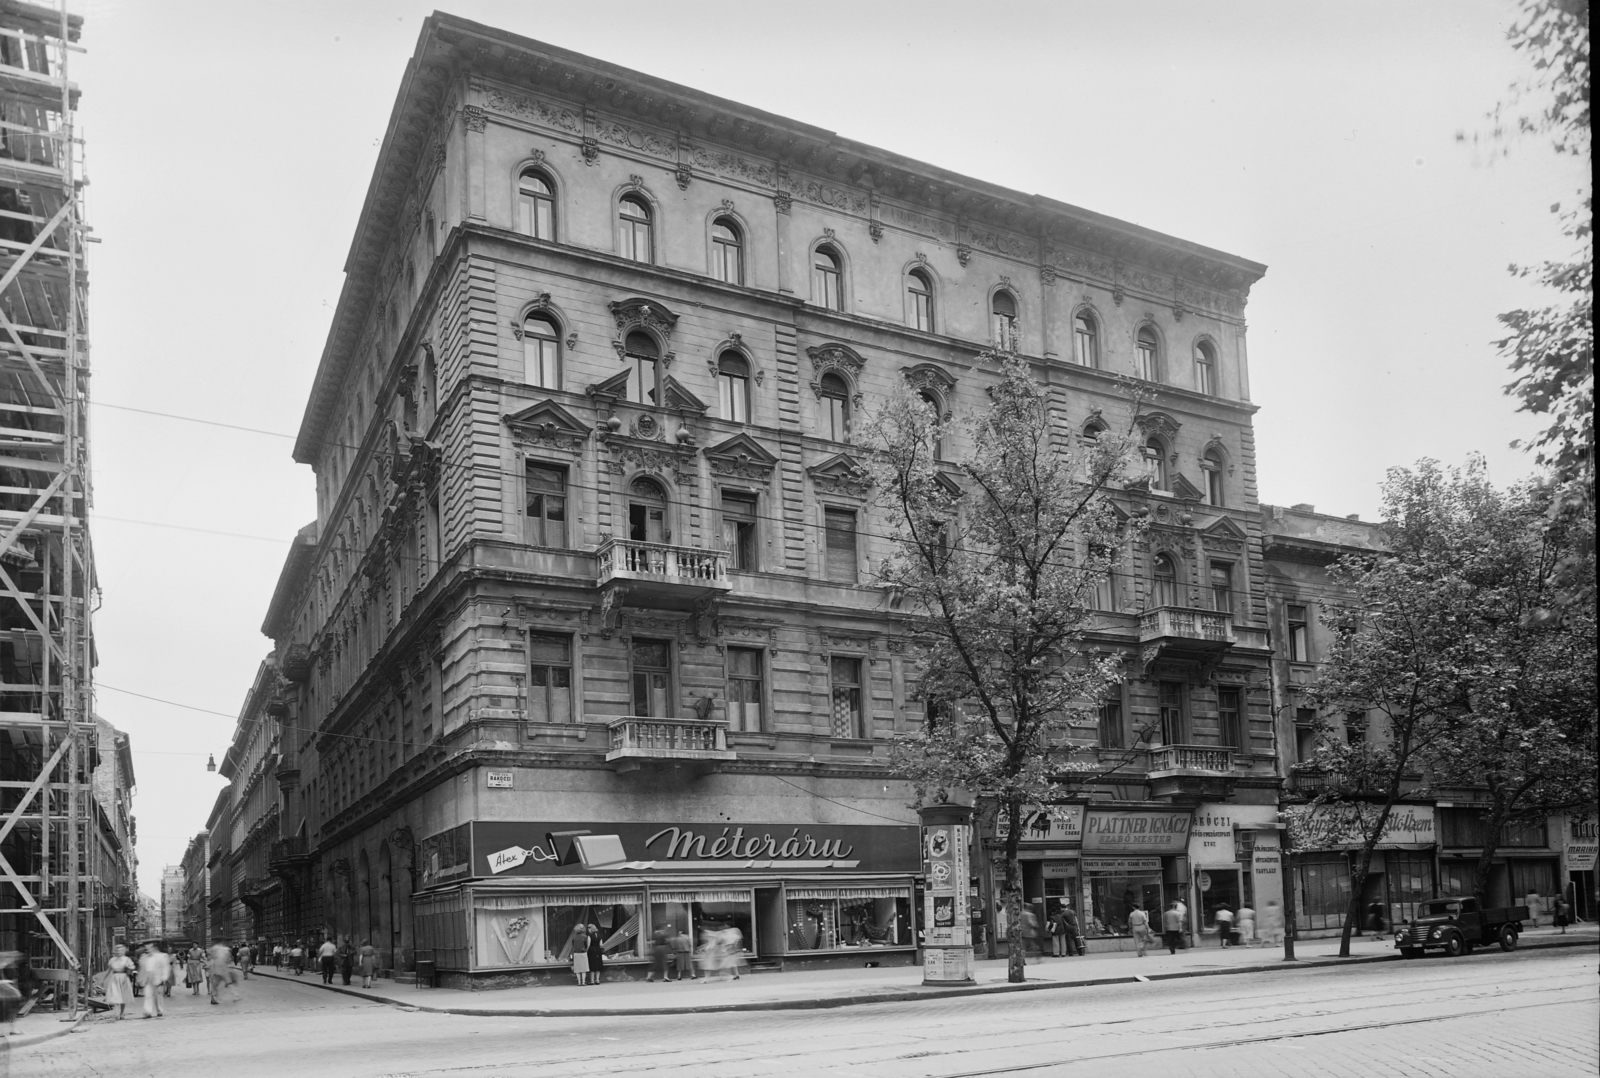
<box><xmin>5</xmin><ymin>946</ymin><xmax>1593</xmax><ymax>1077</ymax></box>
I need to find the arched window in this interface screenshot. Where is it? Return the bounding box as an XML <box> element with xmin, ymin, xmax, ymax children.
<box><xmin>919</xmin><ymin>389</ymin><xmax>945</xmax><ymax>461</ymax></box>
<box><xmin>711</xmin><ymin>217</ymin><xmax>743</xmax><ymax>285</ymax></box>
<box><xmin>1082</xmin><ymin>417</ymin><xmax>1108</xmax><ymax>442</ymax></box>
<box><xmin>1136</xmin><ymin>326</ymin><xmax>1160</xmax><ymax>381</ymax></box>
<box><xmin>992</xmin><ymin>290</ymin><xmax>1019</xmax><ymax>349</ymax></box>
<box><xmin>812</xmin><ymin>245</ymin><xmax>843</xmax><ymax>310</ymax></box>
<box><xmin>1144</xmin><ymin>435</ymin><xmax>1169</xmax><ymax>491</ymax></box>
<box><xmin>522</xmin><ymin>315</ymin><xmax>559</xmax><ymax>389</ymax></box>
<box><xmin>1194</xmin><ymin>339</ymin><xmax>1216</xmax><ymax>395</ymax></box>
<box><xmin>717</xmin><ymin>351</ymin><xmax>750</xmax><ymax>423</ymax></box>
<box><xmin>1153</xmin><ymin>552</ymin><xmax>1179</xmax><ymax>608</ymax></box>
<box><xmin>628</xmin><ymin>477</ymin><xmax>668</xmax><ymax>544</ymax></box>
<box><xmin>906</xmin><ymin>269</ymin><xmax>934</xmax><ymax>332</ymax></box>
<box><xmin>819</xmin><ymin>373</ymin><xmax>850</xmax><ymax>441</ymax></box>
<box><xmin>518</xmin><ymin>170</ymin><xmax>555</xmax><ymax>239</ymax></box>
<box><xmin>624</xmin><ymin>331</ymin><xmax>659</xmax><ymax>405</ymax></box>
<box><xmin>1074</xmin><ymin>312</ymin><xmax>1099</xmax><ymax>368</ymax></box>
<box><xmin>617</xmin><ymin>196</ymin><xmax>653</xmax><ymax>262</ymax></box>
<box><xmin>1202</xmin><ymin>447</ymin><xmax>1225</xmax><ymax>507</ymax></box>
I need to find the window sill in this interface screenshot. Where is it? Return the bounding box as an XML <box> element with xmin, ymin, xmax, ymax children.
<box><xmin>727</xmin><ymin>733</ymin><xmax>777</xmax><ymax>749</ymax></box>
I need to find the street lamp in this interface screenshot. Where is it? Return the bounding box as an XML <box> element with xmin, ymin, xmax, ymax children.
<box><xmin>206</xmin><ymin>754</ymin><xmax>216</xmax><ymax>773</ymax></box>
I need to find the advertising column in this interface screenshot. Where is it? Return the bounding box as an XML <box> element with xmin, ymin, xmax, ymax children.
<box><xmin>919</xmin><ymin>803</ymin><xmax>974</xmax><ymax>985</ymax></box>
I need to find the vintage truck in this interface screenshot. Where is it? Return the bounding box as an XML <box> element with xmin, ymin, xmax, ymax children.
<box><xmin>1394</xmin><ymin>896</ymin><xmax>1528</xmax><ymax>958</ymax></box>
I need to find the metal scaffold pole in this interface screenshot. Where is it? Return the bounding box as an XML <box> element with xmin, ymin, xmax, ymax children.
<box><xmin>0</xmin><ymin>0</ymin><xmax>96</xmax><ymax>1014</ymax></box>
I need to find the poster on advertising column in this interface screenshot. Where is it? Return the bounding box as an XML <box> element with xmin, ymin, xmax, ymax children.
<box><xmin>922</xmin><ymin>822</ymin><xmax>971</xmax><ymax>948</ymax></box>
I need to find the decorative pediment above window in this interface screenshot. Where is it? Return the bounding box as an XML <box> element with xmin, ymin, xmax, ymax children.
<box><xmin>808</xmin><ymin>453</ymin><xmax>874</xmax><ymax>499</ymax></box>
<box><xmin>661</xmin><ymin>375</ymin><xmax>709</xmax><ymax>415</ymax></box>
<box><xmin>586</xmin><ymin>368</ymin><xmax>631</xmax><ymax>401</ymax></box>
<box><xmin>505</xmin><ymin>400</ymin><xmax>592</xmax><ymax>453</ymax></box>
<box><xmin>608</xmin><ymin>297</ymin><xmax>679</xmax><ymax>339</ymax></box>
<box><xmin>1135</xmin><ymin>411</ymin><xmax>1182</xmax><ymax>441</ymax></box>
<box><xmin>1170</xmin><ymin>473</ymin><xmax>1205</xmax><ymax>502</ymax></box>
<box><xmin>806</xmin><ymin>342</ymin><xmax>866</xmax><ymax>398</ymax></box>
<box><xmin>705</xmin><ymin>432</ymin><xmax>779</xmax><ymax>483</ymax></box>
<box><xmin>901</xmin><ymin>362</ymin><xmax>957</xmax><ymax>396</ymax></box>
<box><xmin>932</xmin><ymin>471</ymin><xmax>964</xmax><ymax>497</ymax></box>
<box><xmin>1200</xmin><ymin>514</ymin><xmax>1249</xmax><ymax>554</ymax></box>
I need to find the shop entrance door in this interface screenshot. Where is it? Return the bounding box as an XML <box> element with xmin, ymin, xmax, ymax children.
<box><xmin>754</xmin><ymin>887</ymin><xmax>784</xmax><ymax>958</ymax></box>
<box><xmin>1198</xmin><ymin>867</ymin><xmax>1241</xmax><ymax>943</ymax></box>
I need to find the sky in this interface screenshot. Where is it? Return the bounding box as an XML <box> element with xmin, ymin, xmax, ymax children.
<box><xmin>64</xmin><ymin>1</ymin><xmax>1585</xmax><ymax>896</ymax></box>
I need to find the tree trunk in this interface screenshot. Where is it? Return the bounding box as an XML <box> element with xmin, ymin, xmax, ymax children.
<box><xmin>1001</xmin><ymin>797</ymin><xmax>1027</xmax><ymax>983</ymax></box>
<box><xmin>1340</xmin><ymin>803</ymin><xmax>1394</xmax><ymax>958</ymax></box>
<box><xmin>1471</xmin><ymin>802</ymin><xmax>1510</xmax><ymax>906</ymax></box>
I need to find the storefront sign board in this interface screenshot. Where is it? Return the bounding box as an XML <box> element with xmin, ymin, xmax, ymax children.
<box><xmin>1042</xmin><ymin>862</ymin><xmax>1077</xmax><ymax>878</ymax></box>
<box><xmin>485</xmin><ymin>770</ymin><xmax>514</xmax><ymax>789</ymax></box>
<box><xmin>994</xmin><ymin>805</ymin><xmax>1084</xmax><ymax>844</ymax></box>
<box><xmin>1082</xmin><ymin>810</ymin><xmax>1192</xmax><ymax>854</ymax></box>
<box><xmin>1568</xmin><ymin>816</ymin><xmax>1598</xmax><ymax>872</ymax></box>
<box><xmin>1251</xmin><ymin>846</ymin><xmax>1284</xmax><ymax>930</ymax></box>
<box><xmin>1298</xmin><ymin>805</ymin><xmax>1435</xmax><ymax>850</ymax></box>
<box><xmin>468</xmin><ymin>821</ymin><xmax>918</xmax><ymax>878</ymax></box>
<box><xmin>1081</xmin><ymin>858</ymin><xmax>1161</xmax><ymax>873</ymax></box>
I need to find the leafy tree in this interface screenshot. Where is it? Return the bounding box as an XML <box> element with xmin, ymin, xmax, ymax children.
<box><xmin>866</xmin><ymin>355</ymin><xmax>1145</xmax><ymax>983</ymax></box>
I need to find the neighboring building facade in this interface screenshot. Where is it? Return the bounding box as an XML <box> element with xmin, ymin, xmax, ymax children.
<box><xmin>204</xmin><ymin>789</ymin><xmax>234</xmax><ymax>944</ymax></box>
<box><xmin>253</xmin><ymin>14</ymin><xmax>1286</xmax><ymax>986</ymax></box>
<box><xmin>88</xmin><ymin>718</ymin><xmax>139</xmax><ymax>958</ymax></box>
<box><xmin>161</xmin><ymin>865</ymin><xmax>185</xmax><ymax>938</ymax></box>
<box><xmin>221</xmin><ymin>659</ymin><xmax>286</xmax><ymax>944</ymax></box>
<box><xmin>181</xmin><ymin>830</ymin><xmax>211</xmax><ymax>943</ymax></box>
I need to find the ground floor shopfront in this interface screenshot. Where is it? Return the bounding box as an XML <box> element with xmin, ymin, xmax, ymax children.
<box><xmin>412</xmin><ymin>818</ymin><xmax>919</xmax><ymax>987</ymax></box>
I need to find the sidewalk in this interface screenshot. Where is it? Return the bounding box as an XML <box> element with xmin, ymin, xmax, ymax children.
<box><xmin>250</xmin><ymin>923</ymin><xmax>1597</xmax><ymax>1018</ymax></box>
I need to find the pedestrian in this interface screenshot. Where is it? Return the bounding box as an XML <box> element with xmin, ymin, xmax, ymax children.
<box><xmin>238</xmin><ymin>942</ymin><xmax>253</xmax><ymax>979</ymax></box>
<box><xmin>1128</xmin><ymin>903</ymin><xmax>1151</xmax><ymax>957</ymax></box>
<box><xmin>1061</xmin><ymin>903</ymin><xmax>1082</xmax><ymax>957</ymax></box>
<box><xmin>1019</xmin><ymin>906</ymin><xmax>1041</xmax><ymax>965</ymax></box>
<box><xmin>1215</xmin><ymin>902</ymin><xmax>1235</xmax><ymax>947</ymax></box>
<box><xmin>1366</xmin><ymin>899</ymin><xmax>1385</xmax><ymax>934</ymax></box>
<box><xmin>1162</xmin><ymin>901</ymin><xmax>1185</xmax><ymax>954</ymax></box>
<box><xmin>672</xmin><ymin>926</ymin><xmax>694</xmax><ymax>981</ymax></box>
<box><xmin>208</xmin><ymin>942</ymin><xmax>240</xmax><ymax>1004</ymax></box>
<box><xmin>720</xmin><ymin>927</ymin><xmax>747</xmax><ymax>979</ymax></box>
<box><xmin>567</xmin><ymin>923</ymin><xmax>590</xmax><ymax>987</ymax></box>
<box><xmin>317</xmin><ymin>937</ymin><xmax>338</xmax><ymax>984</ymax></box>
<box><xmin>647</xmin><ymin>925</ymin><xmax>672</xmax><ymax>982</ymax></box>
<box><xmin>1237</xmin><ymin>903</ymin><xmax>1256</xmax><ymax>945</ymax></box>
<box><xmin>272</xmin><ymin>942</ymin><xmax>283</xmax><ymax>969</ymax></box>
<box><xmin>137</xmin><ymin>945</ymin><xmax>168</xmax><ymax>1019</ymax></box>
<box><xmin>359</xmin><ymin>940</ymin><xmax>377</xmax><ymax>988</ymax></box>
<box><xmin>1260</xmin><ymin>899</ymin><xmax>1284</xmax><ymax>945</ymax></box>
<box><xmin>585</xmin><ymin>924</ymin><xmax>604</xmax><ymax>986</ymax></box>
<box><xmin>289</xmin><ymin>941</ymin><xmax>305</xmax><ymax>976</ymax></box>
<box><xmin>1174</xmin><ymin>897</ymin><xmax>1189</xmax><ymax>949</ymax></box>
<box><xmin>104</xmin><ymin>944</ymin><xmax>135</xmax><ymax>1019</ymax></box>
<box><xmin>339</xmin><ymin>940</ymin><xmax>355</xmax><ymax>986</ymax></box>
<box><xmin>0</xmin><ymin>951</ymin><xmax>23</xmax><ymax>1036</ymax></box>
<box><xmin>1553</xmin><ymin>895</ymin><xmax>1571</xmax><ymax>933</ymax></box>
<box><xmin>185</xmin><ymin>945</ymin><xmax>204</xmax><ymax>994</ymax></box>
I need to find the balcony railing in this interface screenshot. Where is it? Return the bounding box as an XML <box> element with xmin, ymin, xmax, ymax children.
<box><xmin>1138</xmin><ymin>606</ymin><xmax>1235</xmax><ymax>645</ymax></box>
<box><xmin>269</xmin><ymin>835</ymin><xmax>308</xmax><ymax>865</ymax></box>
<box><xmin>1289</xmin><ymin>765</ymin><xmax>1335</xmax><ymax>795</ymax></box>
<box><xmin>596</xmin><ymin>538</ymin><xmax>732</xmax><ymax>590</ymax></box>
<box><xmin>1147</xmin><ymin>745</ymin><xmax>1235</xmax><ymax>774</ymax></box>
<box><xmin>606</xmin><ymin>717</ymin><xmax>737</xmax><ymax>765</ymax></box>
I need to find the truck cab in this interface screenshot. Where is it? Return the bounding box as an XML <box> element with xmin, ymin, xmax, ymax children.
<box><xmin>1395</xmin><ymin>897</ymin><xmax>1527</xmax><ymax>958</ymax></box>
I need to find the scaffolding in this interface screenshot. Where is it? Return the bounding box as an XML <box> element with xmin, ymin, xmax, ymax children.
<box><xmin>0</xmin><ymin>0</ymin><xmax>97</xmax><ymax>1012</ymax></box>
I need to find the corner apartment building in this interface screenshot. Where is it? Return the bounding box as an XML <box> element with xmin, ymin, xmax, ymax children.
<box><xmin>256</xmin><ymin>14</ymin><xmax>1289</xmax><ymax>985</ymax></box>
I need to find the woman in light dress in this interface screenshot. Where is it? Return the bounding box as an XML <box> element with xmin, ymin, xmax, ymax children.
<box><xmin>358</xmin><ymin>940</ymin><xmax>378</xmax><ymax>988</ymax></box>
<box><xmin>185</xmin><ymin>945</ymin><xmax>205</xmax><ymax>993</ymax></box>
<box><xmin>104</xmin><ymin>944</ymin><xmax>135</xmax><ymax>1019</ymax></box>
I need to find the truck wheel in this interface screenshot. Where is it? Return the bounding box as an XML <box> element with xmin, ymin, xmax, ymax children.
<box><xmin>1499</xmin><ymin>927</ymin><xmax>1518</xmax><ymax>952</ymax></box>
<box><xmin>1400</xmin><ymin>947</ymin><xmax>1423</xmax><ymax>959</ymax></box>
<box><xmin>1443</xmin><ymin>933</ymin><xmax>1465</xmax><ymax>958</ymax></box>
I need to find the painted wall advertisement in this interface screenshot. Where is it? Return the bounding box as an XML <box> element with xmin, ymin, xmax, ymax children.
<box><xmin>1081</xmin><ymin>809</ymin><xmax>1192</xmax><ymax>855</ymax></box>
<box><xmin>1568</xmin><ymin>816</ymin><xmax>1598</xmax><ymax>873</ymax></box>
<box><xmin>1298</xmin><ymin>805</ymin><xmax>1435</xmax><ymax>850</ymax></box>
<box><xmin>466</xmin><ymin>821</ymin><xmax>918</xmax><ymax>878</ymax></box>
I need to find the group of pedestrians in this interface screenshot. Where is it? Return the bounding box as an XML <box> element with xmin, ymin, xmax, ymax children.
<box><xmin>643</xmin><ymin>925</ymin><xmax>747</xmax><ymax>983</ymax></box>
<box><xmin>99</xmin><ymin>940</ymin><xmax>243</xmax><ymax>1019</ymax></box>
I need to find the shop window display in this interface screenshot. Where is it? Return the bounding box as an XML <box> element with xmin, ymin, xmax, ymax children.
<box><xmin>474</xmin><ymin>892</ymin><xmax>642</xmax><ymax>968</ymax></box>
<box><xmin>1295</xmin><ymin>852</ymin><xmax>1352</xmax><ymax>931</ymax></box>
<box><xmin>650</xmin><ymin>890</ymin><xmax>755</xmax><ymax>962</ymax></box>
<box><xmin>787</xmin><ymin>887</ymin><xmax>910</xmax><ymax>950</ymax></box>
<box><xmin>1085</xmin><ymin>873</ymin><xmax>1163</xmax><ymax>936</ymax></box>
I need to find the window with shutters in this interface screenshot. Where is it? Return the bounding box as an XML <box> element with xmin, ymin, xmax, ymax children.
<box><xmin>1217</xmin><ymin>686</ymin><xmax>1243</xmax><ymax>749</ymax></box>
<box><xmin>1194</xmin><ymin>339</ymin><xmax>1217</xmax><ymax>395</ymax></box>
<box><xmin>726</xmin><ymin>647</ymin><xmax>764</xmax><ymax>733</ymax></box>
<box><xmin>525</xmin><ymin>463</ymin><xmax>568</xmax><ymax>548</ymax></box>
<box><xmin>628</xmin><ymin>478</ymin><xmax>668</xmax><ymax>544</ymax></box>
<box><xmin>824</xmin><ymin>508</ymin><xmax>858</xmax><ymax>583</ymax></box>
<box><xmin>830</xmin><ymin>656</ymin><xmax>864</xmax><ymax>738</ymax></box>
<box><xmin>1201</xmin><ymin>448</ymin><xmax>1225</xmax><ymax>507</ymax></box>
<box><xmin>992</xmin><ymin>290</ymin><xmax>1018</xmax><ymax>349</ymax></box>
<box><xmin>527</xmin><ymin>633</ymin><xmax>573</xmax><ymax>723</ymax></box>
<box><xmin>625</xmin><ymin>331</ymin><xmax>660</xmax><ymax>405</ymax></box>
<box><xmin>1152</xmin><ymin>553</ymin><xmax>1180</xmax><ymax>608</ymax></box>
<box><xmin>630</xmin><ymin>639</ymin><xmax>671</xmax><ymax>717</ymax></box>
<box><xmin>1136</xmin><ymin>326</ymin><xmax>1160</xmax><ymax>381</ymax></box>
<box><xmin>722</xmin><ymin>490</ymin><xmax>758</xmax><ymax>571</ymax></box>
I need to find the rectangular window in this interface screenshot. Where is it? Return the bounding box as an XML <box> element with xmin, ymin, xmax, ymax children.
<box><xmin>1158</xmin><ymin>681</ymin><xmax>1186</xmax><ymax>745</ymax></box>
<box><xmin>1209</xmin><ymin>561</ymin><xmax>1234</xmax><ymax>615</ymax></box>
<box><xmin>1217</xmin><ymin>687</ymin><xmax>1243</xmax><ymax>749</ymax></box>
<box><xmin>726</xmin><ymin>647</ymin><xmax>764</xmax><ymax>733</ymax></box>
<box><xmin>830</xmin><ymin>657</ymin><xmax>864</xmax><ymax>738</ymax></box>
<box><xmin>1287</xmin><ymin>604</ymin><xmax>1310</xmax><ymax>662</ymax></box>
<box><xmin>631</xmin><ymin>355</ymin><xmax>659</xmax><ymax>405</ymax></box>
<box><xmin>525</xmin><ymin>463</ymin><xmax>568</xmax><ymax>548</ymax></box>
<box><xmin>527</xmin><ymin>632</ymin><xmax>574</xmax><ymax>724</ymax></box>
<box><xmin>824</xmin><ymin>508</ymin><xmax>858</xmax><ymax>583</ymax></box>
<box><xmin>630</xmin><ymin>639</ymin><xmax>671</xmax><ymax>717</ymax></box>
<box><xmin>1098</xmin><ymin>697</ymin><xmax>1124</xmax><ymax>749</ymax></box>
<box><xmin>426</xmin><ymin>496</ymin><xmax>441</xmax><ymax>573</ymax></box>
<box><xmin>823</xmin><ymin>394</ymin><xmax>848</xmax><ymax>442</ymax></box>
<box><xmin>718</xmin><ymin>370</ymin><xmax>749</xmax><ymax>423</ymax></box>
<box><xmin>722</xmin><ymin>491</ymin><xmax>758</xmax><ymax>571</ymax></box>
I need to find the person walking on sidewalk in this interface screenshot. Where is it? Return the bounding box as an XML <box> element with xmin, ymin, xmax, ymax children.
<box><xmin>672</xmin><ymin>927</ymin><xmax>695</xmax><ymax>981</ymax></box>
<box><xmin>238</xmin><ymin>942</ymin><xmax>253</xmax><ymax>980</ymax></box>
<box><xmin>567</xmin><ymin>923</ymin><xmax>591</xmax><ymax>987</ymax></box>
<box><xmin>137</xmin><ymin>945</ymin><xmax>168</xmax><ymax>1019</ymax></box>
<box><xmin>1128</xmin><ymin>904</ymin><xmax>1151</xmax><ymax>957</ymax></box>
<box><xmin>289</xmin><ymin>941</ymin><xmax>305</xmax><ymax>976</ymax></box>
<box><xmin>1237</xmin><ymin>903</ymin><xmax>1256</xmax><ymax>945</ymax></box>
<box><xmin>185</xmin><ymin>945</ymin><xmax>205</xmax><ymax>994</ymax></box>
<box><xmin>339</xmin><ymin>940</ymin><xmax>355</xmax><ymax>986</ymax></box>
<box><xmin>1048</xmin><ymin>905</ymin><xmax>1067</xmax><ymax>956</ymax></box>
<box><xmin>1162</xmin><ymin>902</ymin><xmax>1185</xmax><ymax>954</ymax></box>
<box><xmin>586</xmin><ymin>925</ymin><xmax>605</xmax><ymax>986</ymax></box>
<box><xmin>1062</xmin><ymin>903</ymin><xmax>1082</xmax><ymax>957</ymax></box>
<box><xmin>207</xmin><ymin>942</ymin><xmax>239</xmax><ymax>1005</ymax></box>
<box><xmin>1174</xmin><ymin>898</ymin><xmax>1189</xmax><ymax>949</ymax></box>
<box><xmin>647</xmin><ymin>925</ymin><xmax>672</xmax><ymax>982</ymax></box>
<box><xmin>1215</xmin><ymin>903</ymin><xmax>1236</xmax><ymax>947</ymax></box>
<box><xmin>104</xmin><ymin>944</ymin><xmax>135</xmax><ymax>1019</ymax></box>
<box><xmin>317</xmin><ymin>938</ymin><xmax>338</xmax><ymax>984</ymax></box>
<box><xmin>359</xmin><ymin>940</ymin><xmax>378</xmax><ymax>988</ymax></box>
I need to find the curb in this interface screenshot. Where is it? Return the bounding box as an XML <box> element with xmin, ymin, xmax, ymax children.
<box><xmin>249</xmin><ymin>934</ymin><xmax>1597</xmax><ymax>1018</ymax></box>
<box><xmin>0</xmin><ymin>1012</ymin><xmax>86</xmax><ymax>1050</ymax></box>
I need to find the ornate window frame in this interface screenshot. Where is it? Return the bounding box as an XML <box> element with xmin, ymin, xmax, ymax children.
<box><xmin>806</xmin><ymin>342</ymin><xmax>866</xmax><ymax>405</ymax></box>
<box><xmin>903</xmin><ymin>259</ymin><xmax>938</xmax><ymax>333</ymax></box>
<box><xmin>808</xmin><ymin>236</ymin><xmax>849</xmax><ymax>312</ymax></box>
<box><xmin>706</xmin><ymin>204</ymin><xmax>750</xmax><ymax>286</ymax></box>
<box><xmin>1134</xmin><ymin>318</ymin><xmax>1165</xmax><ymax>383</ymax></box>
<box><xmin>613</xmin><ymin>179</ymin><xmax>660</xmax><ymax>264</ymax></box>
<box><xmin>1191</xmin><ymin>333</ymin><xmax>1220</xmax><ymax>396</ymax></box>
<box><xmin>511</xmin><ymin>154</ymin><xmax>562</xmax><ymax>241</ymax></box>
<box><xmin>1071</xmin><ymin>301</ymin><xmax>1104</xmax><ymax>369</ymax></box>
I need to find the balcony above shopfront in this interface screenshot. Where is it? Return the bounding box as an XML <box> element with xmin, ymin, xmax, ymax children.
<box><xmin>606</xmin><ymin>716</ymin><xmax>737</xmax><ymax>774</ymax></box>
<box><xmin>596</xmin><ymin>538</ymin><xmax>731</xmax><ymax>605</ymax></box>
<box><xmin>268</xmin><ymin>835</ymin><xmax>309</xmax><ymax>871</ymax></box>
<box><xmin>1146</xmin><ymin>744</ymin><xmax>1236</xmax><ymax>802</ymax></box>
<box><xmin>1139</xmin><ymin>606</ymin><xmax>1235</xmax><ymax>665</ymax></box>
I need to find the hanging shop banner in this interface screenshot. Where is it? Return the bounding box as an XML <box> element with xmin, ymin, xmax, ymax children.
<box><xmin>1297</xmin><ymin>805</ymin><xmax>1435</xmax><ymax>850</ymax></box>
<box><xmin>469</xmin><ymin>821</ymin><xmax>918</xmax><ymax>879</ymax></box>
<box><xmin>994</xmin><ymin>805</ymin><xmax>1083</xmax><ymax>845</ymax></box>
<box><xmin>1081</xmin><ymin>809</ymin><xmax>1193</xmax><ymax>855</ymax></box>
<box><xmin>1568</xmin><ymin>816</ymin><xmax>1598</xmax><ymax>873</ymax></box>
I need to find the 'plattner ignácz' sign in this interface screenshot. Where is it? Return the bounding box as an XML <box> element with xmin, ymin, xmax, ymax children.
<box><xmin>1080</xmin><ymin>809</ymin><xmax>1193</xmax><ymax>854</ymax></box>
<box><xmin>467</xmin><ymin>821</ymin><xmax>918</xmax><ymax>878</ymax></box>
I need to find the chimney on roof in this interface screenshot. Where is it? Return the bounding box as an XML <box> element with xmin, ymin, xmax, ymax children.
<box><xmin>1290</xmin><ymin>503</ymin><xmax>1315</xmax><ymax>513</ymax></box>
<box><xmin>1346</xmin><ymin>513</ymin><xmax>1360</xmax><ymax>521</ymax></box>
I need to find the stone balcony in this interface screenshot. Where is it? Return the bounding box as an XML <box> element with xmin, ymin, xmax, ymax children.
<box><xmin>1138</xmin><ymin>606</ymin><xmax>1235</xmax><ymax>669</ymax></box>
<box><xmin>605</xmin><ymin>716</ymin><xmax>737</xmax><ymax>775</ymax></box>
<box><xmin>596</xmin><ymin>538</ymin><xmax>731</xmax><ymax>608</ymax></box>
<box><xmin>1146</xmin><ymin>743</ymin><xmax>1236</xmax><ymax>802</ymax></box>
<box><xmin>268</xmin><ymin>834</ymin><xmax>309</xmax><ymax>871</ymax></box>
